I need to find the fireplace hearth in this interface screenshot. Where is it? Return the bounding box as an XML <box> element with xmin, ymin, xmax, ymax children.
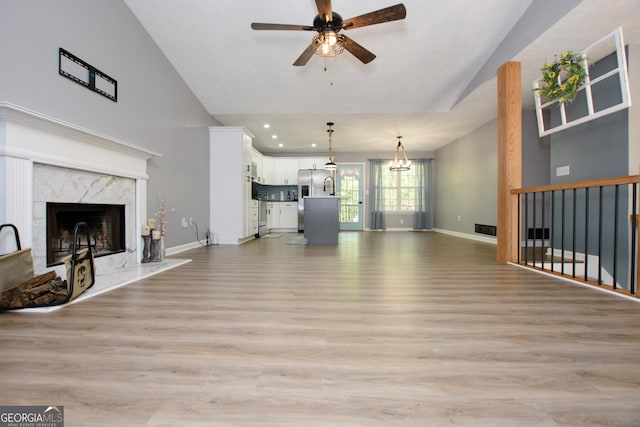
<box><xmin>46</xmin><ymin>202</ymin><xmax>125</xmax><ymax>266</ymax></box>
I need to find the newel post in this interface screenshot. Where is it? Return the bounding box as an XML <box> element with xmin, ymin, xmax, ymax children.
<box><xmin>497</xmin><ymin>62</ymin><xmax>522</xmax><ymax>263</ymax></box>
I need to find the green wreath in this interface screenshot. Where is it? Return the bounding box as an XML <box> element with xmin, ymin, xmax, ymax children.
<box><xmin>535</xmin><ymin>51</ymin><xmax>587</xmax><ymax>104</ymax></box>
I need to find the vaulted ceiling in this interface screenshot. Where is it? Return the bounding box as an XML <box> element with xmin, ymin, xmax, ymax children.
<box><xmin>123</xmin><ymin>0</ymin><xmax>640</xmax><ymax>155</ymax></box>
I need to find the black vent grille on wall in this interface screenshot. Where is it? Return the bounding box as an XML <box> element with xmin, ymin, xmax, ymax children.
<box><xmin>527</xmin><ymin>227</ymin><xmax>550</xmax><ymax>239</ymax></box>
<box><xmin>475</xmin><ymin>224</ymin><xmax>497</xmax><ymax>236</ymax></box>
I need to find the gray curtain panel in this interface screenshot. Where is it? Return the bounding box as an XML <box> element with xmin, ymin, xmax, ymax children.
<box><xmin>369</xmin><ymin>159</ymin><xmax>386</xmax><ymax>230</ymax></box>
<box><xmin>413</xmin><ymin>159</ymin><xmax>434</xmax><ymax>230</ymax></box>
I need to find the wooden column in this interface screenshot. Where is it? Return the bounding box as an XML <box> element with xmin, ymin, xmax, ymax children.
<box><xmin>497</xmin><ymin>62</ymin><xmax>522</xmax><ymax>263</ymax></box>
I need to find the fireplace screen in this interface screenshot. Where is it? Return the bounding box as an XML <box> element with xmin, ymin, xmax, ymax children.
<box><xmin>46</xmin><ymin>202</ymin><xmax>125</xmax><ymax>266</ymax></box>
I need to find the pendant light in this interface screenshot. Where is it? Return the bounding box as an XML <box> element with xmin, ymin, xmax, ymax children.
<box><xmin>324</xmin><ymin>122</ymin><xmax>337</xmax><ymax>170</ymax></box>
<box><xmin>389</xmin><ymin>136</ymin><xmax>411</xmax><ymax>171</ymax></box>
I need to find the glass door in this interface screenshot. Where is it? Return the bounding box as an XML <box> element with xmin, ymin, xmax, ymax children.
<box><xmin>337</xmin><ymin>163</ymin><xmax>364</xmax><ymax>230</ymax></box>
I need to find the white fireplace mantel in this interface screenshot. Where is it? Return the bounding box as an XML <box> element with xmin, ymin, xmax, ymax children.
<box><xmin>0</xmin><ymin>102</ymin><xmax>160</xmax><ymax>271</ymax></box>
<box><xmin>0</xmin><ymin>102</ymin><xmax>160</xmax><ymax>179</ymax></box>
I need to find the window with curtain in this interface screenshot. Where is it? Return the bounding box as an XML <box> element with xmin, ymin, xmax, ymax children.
<box><xmin>370</xmin><ymin>158</ymin><xmax>433</xmax><ymax>230</ymax></box>
<box><xmin>382</xmin><ymin>166</ymin><xmax>419</xmax><ymax>212</ymax></box>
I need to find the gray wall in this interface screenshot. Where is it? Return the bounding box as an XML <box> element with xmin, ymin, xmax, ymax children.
<box><xmin>0</xmin><ymin>0</ymin><xmax>216</xmax><ymax>247</ymax></box>
<box><xmin>522</xmin><ymin>109</ymin><xmax>551</xmax><ymax>187</ymax></box>
<box><xmin>434</xmin><ymin>109</ymin><xmax>549</xmax><ymax>238</ymax></box>
<box><xmin>434</xmin><ymin>119</ymin><xmax>498</xmax><ymax>236</ymax></box>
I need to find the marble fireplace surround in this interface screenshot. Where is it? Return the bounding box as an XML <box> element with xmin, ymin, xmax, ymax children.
<box><xmin>0</xmin><ymin>102</ymin><xmax>161</xmax><ymax>278</ymax></box>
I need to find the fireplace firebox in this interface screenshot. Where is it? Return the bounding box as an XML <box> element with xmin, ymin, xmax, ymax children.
<box><xmin>46</xmin><ymin>202</ymin><xmax>126</xmax><ymax>266</ymax></box>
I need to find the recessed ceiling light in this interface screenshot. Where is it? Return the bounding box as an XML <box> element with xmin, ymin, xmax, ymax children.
<box><xmin>278</xmin><ymin>143</ymin><xmax>284</xmax><ymax>147</ymax></box>
<box><xmin>264</xmin><ymin>124</ymin><xmax>270</xmax><ymax>129</ymax></box>
<box><xmin>272</xmin><ymin>135</ymin><xmax>277</xmax><ymax>139</ymax></box>
<box><xmin>311</xmin><ymin>143</ymin><xmax>317</xmax><ymax>147</ymax></box>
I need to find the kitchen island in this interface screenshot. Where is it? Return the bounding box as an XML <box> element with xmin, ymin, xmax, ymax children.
<box><xmin>303</xmin><ymin>196</ymin><xmax>339</xmax><ymax>245</ymax></box>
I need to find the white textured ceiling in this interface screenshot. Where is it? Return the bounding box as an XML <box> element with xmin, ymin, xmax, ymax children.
<box><xmin>123</xmin><ymin>0</ymin><xmax>640</xmax><ymax>155</ymax></box>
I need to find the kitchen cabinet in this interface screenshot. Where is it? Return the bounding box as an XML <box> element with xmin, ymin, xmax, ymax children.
<box><xmin>271</xmin><ymin>202</ymin><xmax>298</xmax><ymax>230</ymax></box>
<box><xmin>257</xmin><ymin>156</ymin><xmax>330</xmax><ymax>185</ymax></box>
<box><xmin>299</xmin><ymin>157</ymin><xmax>327</xmax><ymax>170</ymax></box>
<box><xmin>266</xmin><ymin>202</ymin><xmax>273</xmax><ymax>230</ymax></box>
<box><xmin>280</xmin><ymin>203</ymin><xmax>298</xmax><ymax>229</ymax></box>
<box><xmin>304</xmin><ymin>197</ymin><xmax>339</xmax><ymax>244</ymax></box>
<box><xmin>261</xmin><ymin>156</ymin><xmax>273</xmax><ymax>184</ymax></box>
<box><xmin>251</xmin><ymin>148</ymin><xmax>261</xmax><ymax>183</ymax></box>
<box><xmin>209</xmin><ymin>126</ymin><xmax>256</xmax><ymax>244</ymax></box>
<box><xmin>272</xmin><ymin>159</ymin><xmax>299</xmax><ymax>185</ymax></box>
<box><xmin>249</xmin><ymin>199</ymin><xmax>259</xmax><ymax>235</ymax></box>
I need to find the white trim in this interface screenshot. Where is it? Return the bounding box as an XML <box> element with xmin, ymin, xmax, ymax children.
<box><xmin>166</xmin><ymin>241</ymin><xmax>205</xmax><ymax>256</ymax></box>
<box><xmin>0</xmin><ymin>102</ymin><xmax>161</xmax><ymax>160</ymax></box>
<box><xmin>435</xmin><ymin>228</ymin><xmax>498</xmax><ymax>244</ymax></box>
<box><xmin>0</xmin><ymin>103</ymin><xmax>159</xmax><ymax>180</ymax></box>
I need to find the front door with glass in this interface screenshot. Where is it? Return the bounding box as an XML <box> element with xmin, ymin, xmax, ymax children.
<box><xmin>336</xmin><ymin>163</ymin><xmax>364</xmax><ymax>231</ymax></box>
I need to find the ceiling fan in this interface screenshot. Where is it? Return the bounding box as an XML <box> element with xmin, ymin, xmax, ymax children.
<box><xmin>251</xmin><ymin>1</ymin><xmax>406</xmax><ymax>66</ymax></box>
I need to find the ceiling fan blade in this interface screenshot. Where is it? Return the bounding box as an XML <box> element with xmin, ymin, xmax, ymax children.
<box><xmin>341</xmin><ymin>35</ymin><xmax>376</xmax><ymax>64</ymax></box>
<box><xmin>293</xmin><ymin>44</ymin><xmax>315</xmax><ymax>66</ymax></box>
<box><xmin>251</xmin><ymin>23</ymin><xmax>314</xmax><ymax>31</ymax></box>
<box><xmin>315</xmin><ymin>0</ymin><xmax>332</xmax><ymax>22</ymax></box>
<box><xmin>342</xmin><ymin>3</ymin><xmax>406</xmax><ymax>30</ymax></box>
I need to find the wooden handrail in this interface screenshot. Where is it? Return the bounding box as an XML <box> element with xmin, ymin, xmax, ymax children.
<box><xmin>511</xmin><ymin>175</ymin><xmax>640</xmax><ymax>195</ymax></box>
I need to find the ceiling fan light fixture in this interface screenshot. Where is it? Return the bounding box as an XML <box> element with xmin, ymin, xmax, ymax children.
<box><xmin>389</xmin><ymin>136</ymin><xmax>411</xmax><ymax>171</ymax></box>
<box><xmin>313</xmin><ymin>32</ymin><xmax>345</xmax><ymax>57</ymax></box>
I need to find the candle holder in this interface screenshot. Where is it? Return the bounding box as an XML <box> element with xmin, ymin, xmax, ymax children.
<box><xmin>141</xmin><ymin>235</ymin><xmax>152</xmax><ymax>263</ymax></box>
<box><xmin>151</xmin><ymin>233</ymin><xmax>161</xmax><ymax>262</ymax></box>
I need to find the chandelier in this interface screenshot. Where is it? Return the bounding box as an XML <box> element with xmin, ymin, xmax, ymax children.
<box><xmin>389</xmin><ymin>136</ymin><xmax>411</xmax><ymax>171</ymax></box>
<box><xmin>313</xmin><ymin>31</ymin><xmax>346</xmax><ymax>57</ymax></box>
<box><xmin>324</xmin><ymin>122</ymin><xmax>337</xmax><ymax>170</ymax></box>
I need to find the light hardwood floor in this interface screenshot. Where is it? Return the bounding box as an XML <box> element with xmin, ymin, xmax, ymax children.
<box><xmin>1</xmin><ymin>231</ymin><xmax>639</xmax><ymax>426</ymax></box>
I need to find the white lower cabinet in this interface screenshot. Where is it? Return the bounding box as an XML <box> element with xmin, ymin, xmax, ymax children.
<box><xmin>249</xmin><ymin>199</ymin><xmax>259</xmax><ymax>236</ymax></box>
<box><xmin>271</xmin><ymin>202</ymin><xmax>298</xmax><ymax>230</ymax></box>
<box><xmin>280</xmin><ymin>203</ymin><xmax>298</xmax><ymax>229</ymax></box>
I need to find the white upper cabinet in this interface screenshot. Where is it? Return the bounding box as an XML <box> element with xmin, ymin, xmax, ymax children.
<box><xmin>298</xmin><ymin>157</ymin><xmax>327</xmax><ymax>170</ymax></box>
<box><xmin>272</xmin><ymin>158</ymin><xmax>299</xmax><ymax>185</ymax></box>
<box><xmin>251</xmin><ymin>148</ymin><xmax>264</xmax><ymax>183</ymax></box>
<box><xmin>262</xmin><ymin>156</ymin><xmax>274</xmax><ymax>184</ymax></box>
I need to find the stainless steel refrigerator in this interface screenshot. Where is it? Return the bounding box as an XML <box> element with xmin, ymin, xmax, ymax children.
<box><xmin>297</xmin><ymin>169</ymin><xmax>335</xmax><ymax>231</ymax></box>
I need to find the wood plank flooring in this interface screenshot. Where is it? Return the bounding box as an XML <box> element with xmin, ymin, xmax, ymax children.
<box><xmin>1</xmin><ymin>231</ymin><xmax>639</xmax><ymax>426</ymax></box>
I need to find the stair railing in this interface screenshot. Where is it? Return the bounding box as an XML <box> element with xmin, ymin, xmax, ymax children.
<box><xmin>511</xmin><ymin>175</ymin><xmax>640</xmax><ymax>298</ymax></box>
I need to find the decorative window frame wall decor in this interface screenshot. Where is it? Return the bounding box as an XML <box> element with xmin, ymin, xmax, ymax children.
<box><xmin>533</xmin><ymin>27</ymin><xmax>631</xmax><ymax>137</ymax></box>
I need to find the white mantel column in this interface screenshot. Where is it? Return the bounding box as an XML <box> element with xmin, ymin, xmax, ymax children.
<box><xmin>0</xmin><ymin>156</ymin><xmax>33</xmax><ymax>252</ymax></box>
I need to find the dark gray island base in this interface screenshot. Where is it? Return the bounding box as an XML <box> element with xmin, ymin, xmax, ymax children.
<box><xmin>303</xmin><ymin>197</ymin><xmax>339</xmax><ymax>244</ymax></box>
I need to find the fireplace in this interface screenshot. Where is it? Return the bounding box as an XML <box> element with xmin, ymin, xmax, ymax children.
<box><xmin>1</xmin><ymin>103</ymin><xmax>159</xmax><ymax>276</ymax></box>
<box><xmin>46</xmin><ymin>203</ymin><xmax>126</xmax><ymax>266</ymax></box>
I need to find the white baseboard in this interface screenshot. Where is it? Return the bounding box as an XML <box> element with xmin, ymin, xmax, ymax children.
<box><xmin>166</xmin><ymin>241</ymin><xmax>202</xmax><ymax>256</ymax></box>
<box><xmin>364</xmin><ymin>228</ymin><xmax>432</xmax><ymax>232</ymax></box>
<box><xmin>434</xmin><ymin>228</ymin><xmax>497</xmax><ymax>245</ymax></box>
